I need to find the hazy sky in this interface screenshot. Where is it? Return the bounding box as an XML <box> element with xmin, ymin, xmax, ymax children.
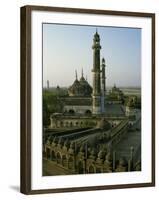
<box><xmin>43</xmin><ymin>23</ymin><xmax>141</xmax><ymax>88</ymax></box>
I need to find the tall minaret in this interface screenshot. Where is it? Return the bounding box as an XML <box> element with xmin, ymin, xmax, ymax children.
<box><xmin>92</xmin><ymin>30</ymin><xmax>102</xmax><ymax>114</ymax></box>
<box><xmin>101</xmin><ymin>58</ymin><xmax>106</xmax><ymax>113</ymax></box>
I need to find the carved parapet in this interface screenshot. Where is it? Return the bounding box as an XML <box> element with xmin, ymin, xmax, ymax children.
<box><xmin>103</xmin><ymin>160</ymin><xmax>112</xmax><ymax>172</ymax></box>
<box><xmin>103</xmin><ymin>152</ymin><xmax>113</xmax><ymax>172</ymax></box>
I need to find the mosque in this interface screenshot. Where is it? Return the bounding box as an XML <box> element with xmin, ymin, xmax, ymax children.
<box><xmin>43</xmin><ymin>31</ymin><xmax>141</xmax><ymax>175</ymax></box>
<box><xmin>63</xmin><ymin>30</ymin><xmax>115</xmax><ymax>115</ymax></box>
<box><xmin>50</xmin><ymin>30</ymin><xmax>127</xmax><ymax>129</ymax></box>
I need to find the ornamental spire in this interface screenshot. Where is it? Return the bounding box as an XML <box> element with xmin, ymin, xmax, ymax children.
<box><xmin>75</xmin><ymin>70</ymin><xmax>78</xmax><ymax>80</ymax></box>
<box><xmin>82</xmin><ymin>68</ymin><xmax>84</xmax><ymax>78</ymax></box>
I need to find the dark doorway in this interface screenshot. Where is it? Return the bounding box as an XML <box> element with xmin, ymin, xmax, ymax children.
<box><xmin>62</xmin><ymin>155</ymin><xmax>68</xmax><ymax>167</ymax></box>
<box><xmin>68</xmin><ymin>157</ymin><xmax>74</xmax><ymax>169</ymax></box>
<box><xmin>89</xmin><ymin>165</ymin><xmax>95</xmax><ymax>173</ymax></box>
<box><xmin>46</xmin><ymin>148</ymin><xmax>51</xmax><ymax>159</ymax></box>
<box><xmin>51</xmin><ymin>151</ymin><xmax>56</xmax><ymax>161</ymax></box>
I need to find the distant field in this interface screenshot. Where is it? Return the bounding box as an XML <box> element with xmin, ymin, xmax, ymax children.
<box><xmin>107</xmin><ymin>87</ymin><xmax>141</xmax><ymax>97</ymax></box>
<box><xmin>121</xmin><ymin>88</ymin><xmax>141</xmax><ymax>97</ymax></box>
<box><xmin>44</xmin><ymin>87</ymin><xmax>141</xmax><ymax>97</ymax></box>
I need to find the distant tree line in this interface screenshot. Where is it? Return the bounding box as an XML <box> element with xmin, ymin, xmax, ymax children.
<box><xmin>43</xmin><ymin>88</ymin><xmax>68</xmax><ymax>127</ymax></box>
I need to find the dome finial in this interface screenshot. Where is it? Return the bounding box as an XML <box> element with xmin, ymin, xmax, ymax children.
<box><xmin>75</xmin><ymin>70</ymin><xmax>78</xmax><ymax>80</ymax></box>
<box><xmin>82</xmin><ymin>68</ymin><xmax>84</xmax><ymax>78</ymax></box>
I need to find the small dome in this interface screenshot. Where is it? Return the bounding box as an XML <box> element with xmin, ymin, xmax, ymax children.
<box><xmin>98</xmin><ymin>150</ymin><xmax>105</xmax><ymax>159</ymax></box>
<box><xmin>79</xmin><ymin>77</ymin><xmax>92</xmax><ymax>96</ymax></box>
<box><xmin>68</xmin><ymin>76</ymin><xmax>92</xmax><ymax>97</ymax></box>
<box><xmin>68</xmin><ymin>79</ymin><xmax>81</xmax><ymax>96</ymax></box>
<box><xmin>97</xmin><ymin>118</ymin><xmax>111</xmax><ymax>130</ymax></box>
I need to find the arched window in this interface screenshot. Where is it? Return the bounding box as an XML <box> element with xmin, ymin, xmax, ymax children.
<box><xmin>85</xmin><ymin>110</ymin><xmax>92</xmax><ymax>115</ymax></box>
<box><xmin>69</xmin><ymin>109</ymin><xmax>75</xmax><ymax>114</ymax></box>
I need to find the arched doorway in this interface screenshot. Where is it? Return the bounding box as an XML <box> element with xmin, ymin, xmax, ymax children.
<box><xmin>51</xmin><ymin>150</ymin><xmax>56</xmax><ymax>161</ymax></box>
<box><xmin>88</xmin><ymin>165</ymin><xmax>95</xmax><ymax>173</ymax></box>
<box><xmin>56</xmin><ymin>152</ymin><xmax>62</xmax><ymax>164</ymax></box>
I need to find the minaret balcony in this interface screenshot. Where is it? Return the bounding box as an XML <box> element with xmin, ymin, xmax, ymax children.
<box><xmin>91</xmin><ymin>69</ymin><xmax>101</xmax><ymax>73</ymax></box>
<box><xmin>92</xmin><ymin>45</ymin><xmax>101</xmax><ymax>50</ymax></box>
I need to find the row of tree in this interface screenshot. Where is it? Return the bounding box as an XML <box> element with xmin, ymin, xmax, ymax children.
<box><xmin>43</xmin><ymin>89</ymin><xmax>67</xmax><ymax>126</ymax></box>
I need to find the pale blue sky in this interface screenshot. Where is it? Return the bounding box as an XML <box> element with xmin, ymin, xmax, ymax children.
<box><xmin>43</xmin><ymin>23</ymin><xmax>141</xmax><ymax>88</ymax></box>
